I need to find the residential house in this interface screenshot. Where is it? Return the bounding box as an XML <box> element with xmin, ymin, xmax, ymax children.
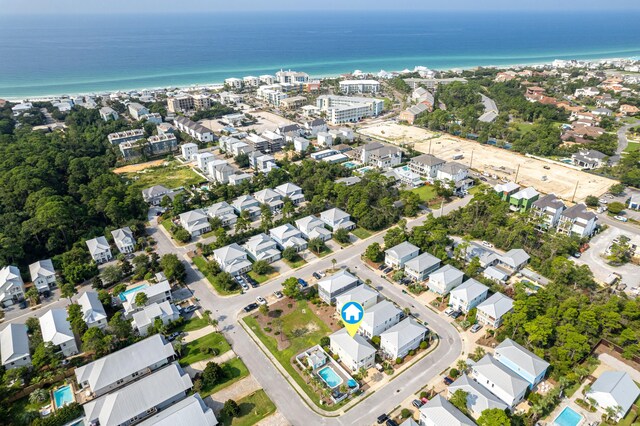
<box><xmin>335</xmin><ymin>285</ymin><xmax>379</xmax><ymax>312</ymax></box>
<box><xmin>78</xmin><ymin>291</ymin><xmax>108</xmax><ymax>329</ymax></box>
<box><xmin>251</xmin><ymin>153</ymin><xmax>277</xmax><ymax>172</ymax></box>
<box><xmin>472</xmin><ymin>354</ymin><xmax>529</xmax><ymax>407</ymax></box>
<box><xmin>483</xmin><ymin>266</ymin><xmax>510</xmax><ymax>284</ymax></box>
<box><xmin>449</xmin><ymin>279</ymin><xmax>489</xmax><ymax>313</ymax></box>
<box><xmin>39</xmin><ymin>309</ymin><xmax>78</xmax><ymax>357</ymax></box>
<box><xmin>83</xmin><ymin>363</ymin><xmax>192</xmax><ymax>426</ymax></box>
<box><xmin>205</xmin><ymin>201</ymin><xmax>237</xmax><ymax>227</ymax></box>
<box><xmin>212</xmin><ymin>243</ymin><xmax>252</xmax><ymax>276</ymax></box>
<box><xmin>123</xmin><ymin>280</ymin><xmax>173</xmax><ymax>316</ymax></box>
<box><xmin>274</xmin><ymin>182</ymin><xmax>305</xmax><ymax>205</ymax></box>
<box><xmin>448</xmin><ymin>374</ymin><xmax>509</xmax><ymax>417</ymax></box>
<box><xmin>137</xmin><ymin>394</ymin><xmax>218</xmax><ymax>426</ymax></box>
<box><xmin>379</xmin><ymin>318</ymin><xmax>427</xmax><ymax>359</ymax></box>
<box><xmin>320</xmin><ymin>208</ymin><xmax>355</xmax><ymax>230</ymax></box>
<box><xmin>359</xmin><ymin>300</ymin><xmax>402</xmax><ymax>338</ymax></box>
<box><xmin>427</xmin><ymin>265</ymin><xmax>464</xmax><ymax>295</ymax></box>
<box><xmin>86</xmin><ymin>236</ymin><xmax>113</xmax><ymax>264</ymax></box>
<box><xmin>269</xmin><ymin>224</ymin><xmax>307</xmax><ymax>252</ymax></box>
<box><xmin>99</xmin><ymin>106</ymin><xmax>118</xmax><ymax>122</ymax></box>
<box><xmin>246</xmin><ymin>134</ymin><xmax>268</xmax><ymax>153</ymax></box>
<box><xmin>437</xmin><ymin>162</ymin><xmax>471</xmax><ymax>191</ymax></box>
<box><xmin>384</xmin><ymin>241</ymin><xmax>420</xmax><ymax>269</ymax></box>
<box><xmin>629</xmin><ymin>194</ymin><xmax>640</xmax><ymax>210</ymax></box>
<box><xmin>419</xmin><ymin>395</ymin><xmax>475</xmax><ymax>426</ymax></box>
<box><xmin>476</xmin><ymin>293</ymin><xmax>514</xmax><ymax>328</ymax></box>
<box><xmin>586</xmin><ymin>371</ymin><xmax>640</xmax><ymax>421</ymax></box>
<box><xmin>243</xmin><ymin>233</ymin><xmax>282</xmax><ymax>263</ymax></box>
<box><xmin>232</xmin><ymin>195</ymin><xmax>262</xmax><ymax>220</ymax></box>
<box><xmin>295</xmin><ymin>215</ymin><xmax>332</xmax><ymax>242</ymax></box>
<box><xmin>196</xmin><ymin>152</ymin><xmax>216</xmax><ymax>172</ymax></box>
<box><xmin>491</xmin><ymin>249</ymin><xmax>530</xmax><ymax>274</ymax></box>
<box><xmin>494</xmin><ymin>338</ymin><xmax>550</xmax><ymax>389</ymax></box>
<box><xmin>208</xmin><ymin>162</ymin><xmax>236</xmax><ymax>185</ymax></box>
<box><xmin>509</xmin><ymin>187</ymin><xmax>539</xmax><ymax>212</ymax></box>
<box><xmin>107</xmin><ymin>129</ymin><xmax>144</xmax><ymax>146</ymax></box>
<box><xmin>317</xmin><ymin>132</ymin><xmax>333</xmax><ymax>147</ymax></box>
<box><xmin>531</xmin><ymin>194</ymin><xmax>566</xmax><ymax>229</ymax></box>
<box><xmin>254</xmin><ymin>188</ymin><xmax>284</xmax><ymax>212</ymax></box>
<box><xmin>317</xmin><ymin>270</ymin><xmax>360</xmax><ymax>304</ymax></box>
<box><xmin>111</xmin><ymin>227</ymin><xmax>135</xmax><ymax>254</ymax></box>
<box><xmin>173</xmin><ymin>116</ymin><xmax>214</xmax><ymax>142</ymax></box>
<box><xmin>142</xmin><ymin>185</ymin><xmax>174</xmax><ymax>206</ymax></box>
<box><xmin>329</xmin><ymin>328</ymin><xmax>376</xmax><ymax>372</ymax></box>
<box><xmin>0</xmin><ymin>266</ymin><xmax>25</xmax><ymax>307</ymax></box>
<box><xmin>409</xmin><ymin>154</ymin><xmax>446</xmax><ymax>179</ymax></box>
<box><xmin>0</xmin><ymin>324</ymin><xmax>31</xmax><ymax>370</ymax></box>
<box><xmin>303</xmin><ymin>118</ymin><xmax>328</xmax><ymax>136</ymax></box>
<box><xmin>75</xmin><ymin>335</ymin><xmax>176</xmax><ymax>398</ymax></box>
<box><xmin>29</xmin><ymin>259</ymin><xmax>56</xmax><ymax>293</ymax></box>
<box><xmin>399</xmin><ymin>103</ymin><xmax>429</xmax><ymax>124</ymax></box>
<box><xmin>572</xmin><ymin>149</ymin><xmax>607</xmax><ymax>169</ymax></box>
<box><xmin>494</xmin><ymin>182</ymin><xmax>521</xmax><ymax>201</ymax></box>
<box><xmin>294</xmin><ymin>137</ymin><xmax>310</xmax><ymax>153</ymax></box>
<box><xmin>262</xmin><ymin>130</ymin><xmax>284</xmax><ymax>153</ymax></box>
<box><xmin>403</xmin><ymin>252</ymin><xmax>441</xmax><ymax>282</ymax></box>
<box><xmin>179</xmin><ymin>209</ymin><xmax>211</xmax><ymax>237</ymax></box>
<box><xmin>557</xmin><ymin>203</ymin><xmax>597</xmax><ymax>238</ymax></box>
<box><xmin>128</xmin><ymin>102</ymin><xmax>149</xmax><ymax>120</ymax></box>
<box><xmin>133</xmin><ymin>301</ymin><xmax>180</xmax><ymax>336</ymax></box>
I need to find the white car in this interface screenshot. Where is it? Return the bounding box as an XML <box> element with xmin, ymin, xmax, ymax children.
<box><xmin>599</xmin><ymin>199</ymin><xmax>608</xmax><ymax>205</ymax></box>
<box><xmin>256</xmin><ymin>296</ymin><xmax>267</xmax><ymax>305</ymax></box>
<box><xmin>481</xmin><ymin>241</ymin><xmax>494</xmax><ymax>248</ymax></box>
<box><xmin>444</xmin><ymin>307</ymin><xmax>455</xmax><ymax>316</ymax></box>
<box><xmin>614</xmin><ymin>216</ymin><xmax>628</xmax><ymax>222</ymax></box>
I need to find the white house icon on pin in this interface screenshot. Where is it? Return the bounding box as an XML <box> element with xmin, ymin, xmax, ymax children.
<box><xmin>344</xmin><ymin>304</ymin><xmax>362</xmax><ymax>322</ymax></box>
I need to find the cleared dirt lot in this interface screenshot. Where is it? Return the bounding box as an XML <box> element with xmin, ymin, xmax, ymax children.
<box><xmin>359</xmin><ymin>122</ymin><xmax>617</xmax><ymax>203</ymax></box>
<box><xmin>113</xmin><ymin>159</ymin><xmax>166</xmax><ymax>174</ymax></box>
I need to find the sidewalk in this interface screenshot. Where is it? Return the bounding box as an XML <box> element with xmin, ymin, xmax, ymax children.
<box><xmin>256</xmin><ymin>412</ymin><xmax>290</xmax><ymax>426</ymax></box>
<box><xmin>204</xmin><ymin>375</ymin><xmax>261</xmax><ymax>411</ymax></box>
<box><xmin>183</xmin><ymin>350</ymin><xmax>237</xmax><ymax>377</ymax></box>
<box><xmin>182</xmin><ymin>325</ymin><xmax>215</xmax><ymax>343</ymax></box>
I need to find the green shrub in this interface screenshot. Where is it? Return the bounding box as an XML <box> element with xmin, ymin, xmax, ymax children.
<box><xmin>419</xmin><ymin>341</ymin><xmax>428</xmax><ymax>349</ymax></box>
<box><xmin>401</xmin><ymin>408</ymin><xmax>412</xmax><ymax>418</ymax></box>
<box><xmin>396</xmin><ymin>357</ymin><xmax>403</xmax><ymax>365</ymax></box>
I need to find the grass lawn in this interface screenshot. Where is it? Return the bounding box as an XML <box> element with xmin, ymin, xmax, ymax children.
<box><xmin>248</xmin><ymin>270</ymin><xmax>279</xmax><ymax>284</ymax></box>
<box><xmin>243</xmin><ymin>300</ymin><xmax>341</xmax><ymax>410</ymax></box>
<box><xmin>199</xmin><ymin>357</ymin><xmax>250</xmax><ymax>398</ymax></box>
<box><xmin>625</xmin><ymin>141</ymin><xmax>640</xmax><ymax>154</ymax></box>
<box><xmin>179</xmin><ymin>332</ymin><xmax>231</xmax><ymax>366</ymax></box>
<box><xmin>123</xmin><ymin>162</ymin><xmax>204</xmax><ymax>192</ymax></box>
<box><xmin>174</xmin><ymin>316</ymin><xmax>209</xmax><ymax>333</ymax></box>
<box><xmin>193</xmin><ymin>256</ymin><xmax>240</xmax><ymax>296</ymax></box>
<box><xmin>352</xmin><ymin>227</ymin><xmax>373</xmax><ymax>240</ymax></box>
<box><xmin>217</xmin><ymin>389</ymin><xmax>276</xmax><ymax>426</ymax></box>
<box><xmin>411</xmin><ymin>185</ymin><xmax>437</xmax><ymax>202</ymax></box>
<box><xmin>619</xmin><ymin>394</ymin><xmax>640</xmax><ymax>426</ymax></box>
<box><xmin>284</xmin><ymin>257</ymin><xmax>307</xmax><ymax>268</ymax></box>
<box><xmin>333</xmin><ymin>237</ymin><xmax>352</xmax><ymax>247</ymax></box>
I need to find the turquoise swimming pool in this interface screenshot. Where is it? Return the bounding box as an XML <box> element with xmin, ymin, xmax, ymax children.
<box><xmin>119</xmin><ymin>283</ymin><xmax>149</xmax><ymax>301</ymax></box>
<box><xmin>357</xmin><ymin>166</ymin><xmax>373</xmax><ymax>174</ymax></box>
<box><xmin>318</xmin><ymin>366</ymin><xmax>343</xmax><ymax>389</ymax></box>
<box><xmin>553</xmin><ymin>406</ymin><xmax>583</xmax><ymax>426</ymax></box>
<box><xmin>53</xmin><ymin>385</ymin><xmax>74</xmax><ymax>408</ymax></box>
<box><xmin>343</xmin><ymin>161</ymin><xmax>358</xmax><ymax>169</ymax></box>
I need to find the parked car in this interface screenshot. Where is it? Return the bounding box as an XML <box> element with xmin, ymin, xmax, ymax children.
<box><xmin>481</xmin><ymin>240</ymin><xmax>494</xmax><ymax>248</ymax></box>
<box><xmin>378</xmin><ymin>264</ymin><xmax>386</xmax><ymax>270</ymax></box>
<box><xmin>243</xmin><ymin>303</ymin><xmax>259</xmax><ymax>312</ymax></box>
<box><xmin>614</xmin><ymin>215</ymin><xmax>628</xmax><ymax>222</ymax></box>
<box><xmin>180</xmin><ymin>305</ymin><xmax>199</xmax><ymax>314</ymax></box>
<box><xmin>451</xmin><ymin>310</ymin><xmax>463</xmax><ymax>319</ymax></box>
<box><xmin>297</xmin><ymin>278</ymin><xmax>309</xmax><ymax>288</ymax></box>
<box><xmin>599</xmin><ymin>199</ymin><xmax>608</xmax><ymax>205</ymax></box>
<box><xmin>241</xmin><ymin>283</ymin><xmax>250</xmax><ymax>291</ymax></box>
<box><xmin>443</xmin><ymin>376</ymin><xmax>454</xmax><ymax>385</ymax></box>
<box><xmin>444</xmin><ymin>307</ymin><xmax>455</xmax><ymax>316</ymax></box>
<box><xmin>572</xmin><ymin>252</ymin><xmax>581</xmax><ymax>258</ymax></box>
<box><xmin>412</xmin><ymin>399</ymin><xmax>423</xmax><ymax>408</ymax></box>
<box><xmin>386</xmin><ymin>420</ymin><xmax>398</xmax><ymax>426</ymax></box>
<box><xmin>377</xmin><ymin>414</ymin><xmax>389</xmax><ymax>424</ymax></box>
<box><xmin>470</xmin><ymin>323</ymin><xmax>483</xmax><ymax>333</ymax></box>
<box><xmin>256</xmin><ymin>296</ymin><xmax>267</xmax><ymax>305</ymax></box>
<box><xmin>166</xmin><ymin>331</ymin><xmax>183</xmax><ymax>342</ymax></box>
<box><xmin>312</xmin><ymin>272</ymin><xmax>322</xmax><ymax>280</ymax></box>
<box><xmin>18</xmin><ymin>300</ymin><xmax>27</xmax><ymax>309</ymax></box>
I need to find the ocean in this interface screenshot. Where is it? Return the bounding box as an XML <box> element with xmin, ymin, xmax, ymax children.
<box><xmin>1</xmin><ymin>11</ymin><xmax>640</xmax><ymax>99</ymax></box>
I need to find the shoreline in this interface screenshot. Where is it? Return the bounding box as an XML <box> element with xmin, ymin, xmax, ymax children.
<box><xmin>3</xmin><ymin>54</ymin><xmax>639</xmax><ymax>102</ymax></box>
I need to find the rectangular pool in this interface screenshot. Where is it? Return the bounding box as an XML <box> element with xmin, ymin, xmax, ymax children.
<box><xmin>318</xmin><ymin>366</ymin><xmax>343</xmax><ymax>389</ymax></box>
<box><xmin>53</xmin><ymin>385</ymin><xmax>74</xmax><ymax>408</ymax></box>
<box><xmin>553</xmin><ymin>406</ymin><xmax>583</xmax><ymax>426</ymax></box>
<box><xmin>119</xmin><ymin>283</ymin><xmax>149</xmax><ymax>301</ymax></box>
<box><xmin>343</xmin><ymin>161</ymin><xmax>358</xmax><ymax>169</ymax></box>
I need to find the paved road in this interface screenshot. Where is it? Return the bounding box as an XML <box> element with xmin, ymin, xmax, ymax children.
<box><xmin>613</xmin><ymin>119</ymin><xmax>640</xmax><ymax>162</ymax></box>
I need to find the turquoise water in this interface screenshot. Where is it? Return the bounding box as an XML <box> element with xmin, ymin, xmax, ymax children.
<box><xmin>357</xmin><ymin>167</ymin><xmax>374</xmax><ymax>174</ymax></box>
<box><xmin>553</xmin><ymin>407</ymin><xmax>583</xmax><ymax>426</ymax></box>
<box><xmin>1</xmin><ymin>12</ymin><xmax>640</xmax><ymax>98</ymax></box>
<box><xmin>343</xmin><ymin>162</ymin><xmax>358</xmax><ymax>169</ymax></box>
<box><xmin>119</xmin><ymin>283</ymin><xmax>148</xmax><ymax>301</ymax></box>
<box><xmin>53</xmin><ymin>385</ymin><xmax>74</xmax><ymax>408</ymax></box>
<box><xmin>318</xmin><ymin>366</ymin><xmax>343</xmax><ymax>388</ymax></box>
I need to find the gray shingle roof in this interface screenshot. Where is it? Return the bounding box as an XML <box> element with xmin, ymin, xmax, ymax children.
<box><xmin>404</xmin><ymin>252</ymin><xmax>441</xmax><ymax>273</ymax></box>
<box><xmin>477</xmin><ymin>293</ymin><xmax>514</xmax><ymax>319</ymax></box>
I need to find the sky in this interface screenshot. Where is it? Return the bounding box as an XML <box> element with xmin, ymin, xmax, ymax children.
<box><xmin>1</xmin><ymin>0</ymin><xmax>639</xmax><ymax>14</ymax></box>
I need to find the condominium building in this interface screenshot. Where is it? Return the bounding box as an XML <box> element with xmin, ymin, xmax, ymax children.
<box><xmin>107</xmin><ymin>129</ymin><xmax>144</xmax><ymax>146</ymax></box>
<box><xmin>339</xmin><ymin>80</ymin><xmax>380</xmax><ymax>94</ymax></box>
<box><xmin>316</xmin><ymin>95</ymin><xmax>384</xmax><ymax>125</ymax></box>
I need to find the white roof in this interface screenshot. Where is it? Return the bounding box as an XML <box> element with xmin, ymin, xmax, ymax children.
<box><xmin>495</xmin><ymin>338</ymin><xmax>550</xmax><ymax>379</ymax></box>
<box><xmin>500</xmin><ymin>249</ymin><xmax>530</xmax><ymax>268</ymax></box>
<box><xmin>419</xmin><ymin>395</ymin><xmax>475</xmax><ymax>426</ymax></box>
<box><xmin>78</xmin><ymin>291</ymin><xmax>107</xmax><ymax>325</ymax></box>
<box><xmin>477</xmin><ymin>293</ymin><xmax>514</xmax><ymax>319</ymax></box>
<box><xmin>124</xmin><ymin>280</ymin><xmax>171</xmax><ymax>306</ymax></box>
<box><xmin>137</xmin><ymin>394</ymin><xmax>218</xmax><ymax>426</ymax></box>
<box><xmin>511</xmin><ymin>187</ymin><xmax>539</xmax><ymax>200</ymax></box>
<box><xmin>335</xmin><ymin>285</ymin><xmax>378</xmax><ymax>307</ymax></box>
<box><xmin>330</xmin><ymin>328</ymin><xmax>375</xmax><ymax>361</ymax></box>
<box><xmin>450</xmin><ymin>279</ymin><xmax>489</xmax><ymax>302</ymax></box>
<box><xmin>385</xmin><ymin>241</ymin><xmax>419</xmax><ymax>260</ymax></box>
<box><xmin>86</xmin><ymin>236</ymin><xmax>110</xmax><ymax>256</ymax></box>
<box><xmin>270</xmin><ymin>223</ymin><xmax>302</xmax><ymax>242</ymax></box>
<box><xmin>75</xmin><ymin>335</ymin><xmax>175</xmax><ymax>393</ymax></box>
<box><xmin>111</xmin><ymin>227</ymin><xmax>135</xmax><ymax>247</ymax></box>
<box><xmin>0</xmin><ymin>324</ymin><xmax>30</xmax><ymax>365</ymax></box>
<box><xmin>29</xmin><ymin>259</ymin><xmax>55</xmax><ymax>281</ymax></box>
<box><xmin>318</xmin><ymin>270</ymin><xmax>358</xmax><ymax>294</ymax></box>
<box><xmin>380</xmin><ymin>318</ymin><xmax>427</xmax><ymax>349</ymax></box>
<box><xmin>295</xmin><ymin>215</ymin><xmax>326</xmax><ymax>233</ymax></box>
<box><xmin>404</xmin><ymin>252</ymin><xmax>440</xmax><ymax>272</ymax></box>
<box><xmin>474</xmin><ymin>354</ymin><xmax>529</xmax><ymax>401</ymax></box>
<box><xmin>39</xmin><ymin>308</ymin><xmax>74</xmax><ymax>346</ymax></box>
<box><xmin>587</xmin><ymin>371</ymin><xmax>640</xmax><ymax>416</ymax></box>
<box><xmin>133</xmin><ymin>301</ymin><xmax>179</xmax><ymax>330</ymax></box>
<box><xmin>179</xmin><ymin>209</ymin><xmax>208</xmax><ymax>225</ymax></box>
<box><xmin>449</xmin><ymin>373</ymin><xmax>509</xmax><ymax>414</ymax></box>
<box><xmin>274</xmin><ymin>182</ymin><xmax>302</xmax><ymax>196</ymax></box>
<box><xmin>254</xmin><ymin>188</ymin><xmax>282</xmax><ymax>203</ymax></box>
<box><xmin>321</xmin><ymin>207</ymin><xmax>350</xmax><ymax>222</ymax></box>
<box><xmin>244</xmin><ymin>233</ymin><xmax>278</xmax><ymax>254</ymax></box>
<box><xmin>429</xmin><ymin>264</ymin><xmax>464</xmax><ymax>284</ymax></box>
<box><xmin>362</xmin><ymin>300</ymin><xmax>402</xmax><ymax>330</ymax></box>
<box><xmin>84</xmin><ymin>363</ymin><xmax>192</xmax><ymax>426</ymax></box>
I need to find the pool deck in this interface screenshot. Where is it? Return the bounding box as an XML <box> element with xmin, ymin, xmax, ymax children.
<box><xmin>52</xmin><ymin>383</ymin><xmax>76</xmax><ymax>410</ymax></box>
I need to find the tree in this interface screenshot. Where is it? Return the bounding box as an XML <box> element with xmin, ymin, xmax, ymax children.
<box><xmin>234</xmin><ymin>152</ymin><xmax>250</xmax><ymax>168</ymax></box>
<box><xmin>212</xmin><ymin>272</ymin><xmax>239</xmax><ymax>292</ymax></box>
<box><xmin>32</xmin><ymin>342</ymin><xmax>58</xmax><ymax>370</ymax></box>
<box><xmin>308</xmin><ymin>238</ymin><xmax>325</xmax><ymax>254</ymax></box>
<box><xmin>173</xmin><ymin>227</ymin><xmax>191</xmax><ymax>243</ymax></box>
<box><xmin>364</xmin><ymin>242</ymin><xmax>383</xmax><ymax>263</ymax></box>
<box><xmin>477</xmin><ymin>408</ymin><xmax>510</xmax><ymax>426</ymax></box>
<box><xmin>384</xmin><ymin>226</ymin><xmax>407</xmax><ymax>249</ymax></box>
<box><xmin>449</xmin><ymin>389</ymin><xmax>468</xmax><ymax>413</ymax></box>
<box><xmin>333</xmin><ymin>228</ymin><xmax>350</xmax><ymax>244</ymax></box>
<box><xmin>252</xmin><ymin>260</ymin><xmax>273</xmax><ymax>276</ymax></box>
<box><xmin>585</xmin><ymin>195</ymin><xmax>599</xmax><ymax>207</ymax></box>
<box><xmin>25</xmin><ymin>286</ymin><xmax>40</xmax><ymax>306</ymax></box>
<box><xmin>609</xmin><ymin>183</ymin><xmax>625</xmax><ymax>195</ymax></box>
<box><xmin>160</xmin><ymin>254</ymin><xmax>186</xmax><ymax>283</ymax></box>
<box><xmin>282</xmin><ymin>246</ymin><xmax>298</xmax><ymax>262</ymax></box>
<box><xmin>259</xmin><ymin>303</ymin><xmax>269</xmax><ymax>316</ymax></box>
<box><xmin>82</xmin><ymin>326</ymin><xmax>113</xmax><ymax>357</ymax></box>
<box><xmin>60</xmin><ymin>282</ymin><xmax>77</xmax><ymax>301</ymax></box>
<box><xmin>235</xmin><ymin>210</ymin><xmax>251</xmax><ymax>234</ymax></box>
<box><xmin>67</xmin><ymin>303</ymin><xmax>88</xmax><ymax>337</ymax></box>
<box><xmin>29</xmin><ymin>388</ymin><xmax>49</xmax><ymax>404</ymax></box>
<box><xmin>98</xmin><ymin>289</ymin><xmax>112</xmax><ymax>307</ymax></box>
<box><xmin>607</xmin><ymin>201</ymin><xmax>625</xmax><ymax>215</ymax></box>
<box><xmin>260</xmin><ymin>204</ymin><xmax>273</xmax><ymax>230</ymax></box>
<box><xmin>134</xmin><ymin>292</ymin><xmax>148</xmax><ymax>307</ymax></box>
<box><xmin>101</xmin><ymin>265</ymin><xmax>123</xmax><ymax>286</ymax></box>
<box><xmin>221</xmin><ymin>399</ymin><xmax>240</xmax><ymax>418</ymax></box>
<box><xmin>108</xmin><ymin>312</ymin><xmax>134</xmax><ymax>341</ymax></box>
<box><xmin>282</xmin><ymin>277</ymin><xmax>301</xmax><ymax>299</ymax></box>
<box><xmin>202</xmin><ymin>362</ymin><xmax>224</xmax><ymax>387</ymax></box>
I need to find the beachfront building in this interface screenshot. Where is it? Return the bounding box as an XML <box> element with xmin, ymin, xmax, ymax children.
<box><xmin>379</xmin><ymin>318</ymin><xmax>427</xmax><ymax>360</ymax></box>
<box><xmin>329</xmin><ymin>328</ymin><xmax>375</xmax><ymax>372</ymax></box>
<box><xmin>29</xmin><ymin>259</ymin><xmax>56</xmax><ymax>293</ymax></box>
<box><xmin>316</xmin><ymin>95</ymin><xmax>384</xmax><ymax>125</ymax></box>
<box><xmin>318</xmin><ymin>270</ymin><xmax>360</xmax><ymax>304</ymax></box>
<box><xmin>339</xmin><ymin>80</ymin><xmax>380</xmax><ymax>94</ymax></box>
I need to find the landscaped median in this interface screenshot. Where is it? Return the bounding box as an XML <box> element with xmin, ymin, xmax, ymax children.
<box><xmin>179</xmin><ymin>332</ymin><xmax>231</xmax><ymax>366</ymax></box>
<box><xmin>197</xmin><ymin>357</ymin><xmax>250</xmax><ymax>398</ymax></box>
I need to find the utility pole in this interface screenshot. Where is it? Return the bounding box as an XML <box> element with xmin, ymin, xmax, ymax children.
<box><xmin>428</xmin><ymin>139</ymin><xmax>433</xmax><ymax>155</ymax></box>
<box><xmin>514</xmin><ymin>164</ymin><xmax>520</xmax><ymax>183</ymax></box>
<box><xmin>440</xmin><ymin>199</ymin><xmax>445</xmax><ymax>216</ymax></box>
<box><xmin>469</xmin><ymin>150</ymin><xmax>474</xmax><ymax>169</ymax></box>
<box><xmin>571</xmin><ymin>180</ymin><xmax>579</xmax><ymax>203</ymax></box>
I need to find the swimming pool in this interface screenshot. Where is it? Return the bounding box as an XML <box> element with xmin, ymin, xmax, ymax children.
<box><xmin>318</xmin><ymin>366</ymin><xmax>343</xmax><ymax>389</ymax></box>
<box><xmin>553</xmin><ymin>406</ymin><xmax>583</xmax><ymax>426</ymax></box>
<box><xmin>357</xmin><ymin>166</ymin><xmax>373</xmax><ymax>174</ymax></box>
<box><xmin>343</xmin><ymin>161</ymin><xmax>358</xmax><ymax>169</ymax></box>
<box><xmin>119</xmin><ymin>283</ymin><xmax>149</xmax><ymax>301</ymax></box>
<box><xmin>53</xmin><ymin>385</ymin><xmax>74</xmax><ymax>408</ymax></box>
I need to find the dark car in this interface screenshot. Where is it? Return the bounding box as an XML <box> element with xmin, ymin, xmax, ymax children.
<box><xmin>386</xmin><ymin>420</ymin><xmax>398</xmax><ymax>426</ymax></box>
<box><xmin>444</xmin><ymin>376</ymin><xmax>454</xmax><ymax>385</ymax></box>
<box><xmin>378</xmin><ymin>264</ymin><xmax>386</xmax><ymax>270</ymax></box>
<box><xmin>412</xmin><ymin>399</ymin><xmax>423</xmax><ymax>408</ymax></box>
<box><xmin>312</xmin><ymin>272</ymin><xmax>321</xmax><ymax>280</ymax></box>
<box><xmin>297</xmin><ymin>278</ymin><xmax>308</xmax><ymax>288</ymax></box>
<box><xmin>243</xmin><ymin>303</ymin><xmax>259</xmax><ymax>312</ymax></box>
<box><xmin>18</xmin><ymin>300</ymin><xmax>28</xmax><ymax>309</ymax></box>
<box><xmin>451</xmin><ymin>310</ymin><xmax>462</xmax><ymax>319</ymax></box>
<box><xmin>180</xmin><ymin>305</ymin><xmax>199</xmax><ymax>314</ymax></box>
<box><xmin>377</xmin><ymin>414</ymin><xmax>389</xmax><ymax>424</ymax></box>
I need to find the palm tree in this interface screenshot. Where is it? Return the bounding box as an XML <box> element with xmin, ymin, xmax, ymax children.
<box><xmin>456</xmin><ymin>359</ymin><xmax>468</xmax><ymax>374</ymax></box>
<box><xmin>358</xmin><ymin>367</ymin><xmax>369</xmax><ymax>383</ymax></box>
<box><xmin>331</xmin><ymin>258</ymin><xmax>337</xmax><ymax>270</ymax></box>
<box><xmin>25</xmin><ymin>287</ymin><xmax>40</xmax><ymax>306</ymax></box>
<box><xmin>211</xmin><ymin>319</ymin><xmax>219</xmax><ymax>331</ymax></box>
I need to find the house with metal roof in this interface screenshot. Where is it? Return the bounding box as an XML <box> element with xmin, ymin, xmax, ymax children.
<box><xmin>0</xmin><ymin>324</ymin><xmax>31</xmax><ymax>370</ymax></box>
<box><xmin>83</xmin><ymin>363</ymin><xmax>193</xmax><ymax>426</ymax></box>
<box><xmin>448</xmin><ymin>373</ymin><xmax>509</xmax><ymax>417</ymax></box>
<box><xmin>111</xmin><ymin>227</ymin><xmax>135</xmax><ymax>254</ymax></box>
<box><xmin>212</xmin><ymin>243</ymin><xmax>252</xmax><ymax>276</ymax></box>
<box><xmin>409</xmin><ymin>154</ymin><xmax>446</xmax><ymax>178</ymax></box>
<box><xmin>494</xmin><ymin>182</ymin><xmax>521</xmax><ymax>201</ymax></box>
<box><xmin>493</xmin><ymin>249</ymin><xmax>530</xmax><ymax>273</ymax></box>
<box><xmin>472</xmin><ymin>354</ymin><xmax>529</xmax><ymax>407</ymax></box>
<box><xmin>0</xmin><ymin>265</ymin><xmax>25</xmax><ymax>307</ymax></box>
<box><xmin>509</xmin><ymin>187</ymin><xmax>539</xmax><ymax>212</ymax></box>
<box><xmin>427</xmin><ymin>265</ymin><xmax>464</xmax><ymax>295</ymax></box>
<box><xmin>476</xmin><ymin>293</ymin><xmax>514</xmax><ymax>328</ymax></box>
<box><xmin>586</xmin><ymin>371</ymin><xmax>640</xmax><ymax>421</ymax></box>
<box><xmin>379</xmin><ymin>318</ymin><xmax>427</xmax><ymax>359</ymax></box>
<box><xmin>141</xmin><ymin>185</ymin><xmax>175</xmax><ymax>206</ymax></box>
<box><xmin>329</xmin><ymin>328</ymin><xmax>375</xmax><ymax>372</ymax></box>
<box><xmin>205</xmin><ymin>201</ymin><xmax>238</xmax><ymax>227</ymax></box>
<box><xmin>232</xmin><ymin>194</ymin><xmax>261</xmax><ymax>220</ymax></box>
<box><xmin>39</xmin><ymin>308</ymin><xmax>78</xmax><ymax>357</ymax></box>
<box><xmin>79</xmin><ymin>291</ymin><xmax>108</xmax><ymax>329</ymax></box>
<box><xmin>384</xmin><ymin>241</ymin><xmax>420</xmax><ymax>269</ymax></box>
<box><xmin>86</xmin><ymin>236</ymin><xmax>113</xmax><ymax>264</ymax></box>
<box><xmin>29</xmin><ymin>259</ymin><xmax>56</xmax><ymax>293</ymax></box>
<box><xmin>359</xmin><ymin>300</ymin><xmax>403</xmax><ymax>338</ymax></box>
<box><xmin>133</xmin><ymin>301</ymin><xmax>180</xmax><ymax>336</ymax></box>
<box><xmin>254</xmin><ymin>188</ymin><xmax>284</xmax><ymax>212</ymax></box>
<box><xmin>243</xmin><ymin>233</ymin><xmax>281</xmax><ymax>263</ymax></box>
<box><xmin>335</xmin><ymin>285</ymin><xmax>379</xmax><ymax>313</ymax></box>
<box><xmin>494</xmin><ymin>338</ymin><xmax>550</xmax><ymax>388</ymax></box>
<box><xmin>404</xmin><ymin>252</ymin><xmax>441</xmax><ymax>282</ymax></box>
<box><xmin>449</xmin><ymin>279</ymin><xmax>489</xmax><ymax>313</ymax></box>
<box><xmin>320</xmin><ymin>208</ymin><xmax>355</xmax><ymax>231</ymax></box>
<box><xmin>275</xmin><ymin>182</ymin><xmax>305</xmax><ymax>205</ymax></box>
<box><xmin>270</xmin><ymin>223</ymin><xmax>308</xmax><ymax>252</ymax></box>
<box><xmin>137</xmin><ymin>394</ymin><xmax>218</xmax><ymax>426</ymax></box>
<box><xmin>179</xmin><ymin>209</ymin><xmax>212</xmax><ymax>237</ymax></box>
<box><xmin>419</xmin><ymin>395</ymin><xmax>475</xmax><ymax>426</ymax></box>
<box><xmin>483</xmin><ymin>266</ymin><xmax>510</xmax><ymax>283</ymax></box>
<box><xmin>318</xmin><ymin>270</ymin><xmax>360</xmax><ymax>304</ymax></box>
<box><xmin>295</xmin><ymin>215</ymin><xmax>332</xmax><ymax>242</ymax></box>
<box><xmin>75</xmin><ymin>334</ymin><xmax>176</xmax><ymax>398</ymax></box>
